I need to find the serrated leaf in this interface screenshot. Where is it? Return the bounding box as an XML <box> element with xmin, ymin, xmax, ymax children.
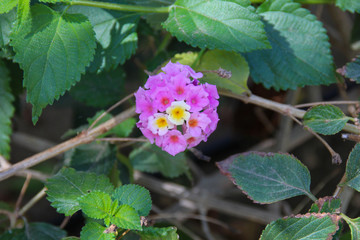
<box><xmin>65</xmin><ymin>142</ymin><xmax>116</xmax><ymax>175</ymax></box>
<box><xmin>112</xmin><ymin>184</ymin><xmax>152</xmax><ymax>216</ymax></box>
<box><xmin>198</xmin><ymin>49</ymin><xmax>250</xmax><ymax>95</ymax></box>
<box><xmin>217</xmin><ymin>151</ymin><xmax>313</xmax><ymax>203</ymax></box>
<box><xmin>0</xmin><ymin>9</ymin><xmax>16</xmax><ymax>47</ymax></box>
<box><xmin>0</xmin><ymin>222</ymin><xmax>66</xmax><ymax>240</ymax></box>
<box><xmin>80</xmin><ymin>221</ymin><xmax>116</xmax><ymax>240</ymax></box>
<box><xmin>342</xmin><ymin>215</ymin><xmax>360</xmax><ymax>240</ymax></box>
<box><xmin>70</xmin><ymin>67</ymin><xmax>125</xmax><ymax>108</ymax></box>
<box><xmin>62</xmin><ymin>238</ymin><xmax>80</xmax><ymax>240</ymax></box>
<box><xmin>163</xmin><ymin>0</ymin><xmax>270</xmax><ymax>53</ymax></box>
<box><xmin>336</xmin><ymin>0</ymin><xmax>360</xmax><ymax>13</ymax></box>
<box><xmin>341</xmin><ymin>56</ymin><xmax>360</xmax><ymax>82</ymax></box>
<box><xmin>244</xmin><ymin>0</ymin><xmax>336</xmax><ymax>90</ymax></box>
<box><xmin>345</xmin><ymin>143</ymin><xmax>360</xmax><ymax>192</ymax></box>
<box><xmin>46</xmin><ymin>168</ymin><xmax>114</xmax><ymax>216</ymax></box>
<box><xmin>129</xmin><ymin>143</ymin><xmax>190</xmax><ymax>178</ymax></box>
<box><xmin>16</xmin><ymin>0</ymin><xmax>30</xmax><ymax>30</ymax></box>
<box><xmin>309</xmin><ymin>197</ymin><xmax>341</xmax><ymax>214</ymax></box>
<box><xmin>11</xmin><ymin>4</ymin><xmax>96</xmax><ymax>124</ymax></box>
<box><xmin>0</xmin><ymin>0</ymin><xmax>18</xmax><ymax>14</ymax></box>
<box><xmin>111</xmin><ymin>204</ymin><xmax>141</xmax><ymax>230</ymax></box>
<box><xmin>260</xmin><ymin>214</ymin><xmax>339</xmax><ymax>240</ymax></box>
<box><xmin>79</xmin><ymin>191</ymin><xmax>112</xmax><ymax>220</ymax></box>
<box><xmin>0</xmin><ymin>60</ymin><xmax>15</xmax><ymax>159</ymax></box>
<box><xmin>137</xmin><ymin>226</ymin><xmax>178</xmax><ymax>240</ymax></box>
<box><xmin>303</xmin><ymin>105</ymin><xmax>350</xmax><ymax>135</ymax></box>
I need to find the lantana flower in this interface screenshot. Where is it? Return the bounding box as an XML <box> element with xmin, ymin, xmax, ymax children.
<box><xmin>135</xmin><ymin>61</ymin><xmax>219</xmax><ymax>156</ymax></box>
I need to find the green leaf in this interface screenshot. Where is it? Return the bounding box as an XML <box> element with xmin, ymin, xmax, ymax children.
<box><xmin>309</xmin><ymin>197</ymin><xmax>341</xmax><ymax>214</ymax></box>
<box><xmin>0</xmin><ymin>9</ymin><xmax>16</xmax><ymax>47</ymax></box>
<box><xmin>70</xmin><ymin>67</ymin><xmax>125</xmax><ymax>108</ymax></box>
<box><xmin>111</xmin><ymin>204</ymin><xmax>142</xmax><ymax>230</ymax></box>
<box><xmin>163</xmin><ymin>0</ymin><xmax>270</xmax><ymax>53</ymax></box>
<box><xmin>10</xmin><ymin>4</ymin><xmax>96</xmax><ymax>124</ymax></box>
<box><xmin>80</xmin><ymin>221</ymin><xmax>116</xmax><ymax>240</ymax></box>
<box><xmin>112</xmin><ymin>184</ymin><xmax>152</xmax><ymax>216</ymax></box>
<box><xmin>216</xmin><ymin>151</ymin><xmax>313</xmax><ymax>203</ymax></box>
<box><xmin>345</xmin><ymin>143</ymin><xmax>360</xmax><ymax>192</ymax></box>
<box><xmin>16</xmin><ymin>0</ymin><xmax>30</xmax><ymax>30</ymax></box>
<box><xmin>336</xmin><ymin>0</ymin><xmax>360</xmax><ymax>13</ymax></box>
<box><xmin>303</xmin><ymin>105</ymin><xmax>350</xmax><ymax>135</ymax></box>
<box><xmin>62</xmin><ymin>238</ymin><xmax>80</xmax><ymax>240</ymax></box>
<box><xmin>40</xmin><ymin>0</ymin><xmax>71</xmax><ymax>3</ymax></box>
<box><xmin>342</xmin><ymin>215</ymin><xmax>360</xmax><ymax>240</ymax></box>
<box><xmin>0</xmin><ymin>0</ymin><xmax>17</xmax><ymax>14</ymax></box>
<box><xmin>0</xmin><ymin>60</ymin><xmax>14</xmax><ymax>159</ymax></box>
<box><xmin>198</xmin><ymin>49</ymin><xmax>250</xmax><ymax>95</ymax></box>
<box><xmin>244</xmin><ymin>0</ymin><xmax>336</xmax><ymax>90</ymax></box>
<box><xmin>46</xmin><ymin>167</ymin><xmax>114</xmax><ymax>216</ymax></box>
<box><xmin>65</xmin><ymin>142</ymin><xmax>116</xmax><ymax>175</ymax></box>
<box><xmin>137</xmin><ymin>226</ymin><xmax>178</xmax><ymax>240</ymax></box>
<box><xmin>0</xmin><ymin>222</ymin><xmax>66</xmax><ymax>240</ymax></box>
<box><xmin>79</xmin><ymin>191</ymin><xmax>112</xmax><ymax>220</ymax></box>
<box><xmin>129</xmin><ymin>143</ymin><xmax>190</xmax><ymax>178</ymax></box>
<box><xmin>260</xmin><ymin>214</ymin><xmax>339</xmax><ymax>240</ymax></box>
<box><xmin>341</xmin><ymin>56</ymin><xmax>360</xmax><ymax>82</ymax></box>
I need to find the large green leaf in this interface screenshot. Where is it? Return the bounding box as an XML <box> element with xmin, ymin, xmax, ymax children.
<box><xmin>0</xmin><ymin>222</ymin><xmax>66</xmax><ymax>240</ymax></box>
<box><xmin>11</xmin><ymin>4</ymin><xmax>96</xmax><ymax>123</ymax></box>
<box><xmin>0</xmin><ymin>9</ymin><xmax>16</xmax><ymax>47</ymax></box>
<box><xmin>341</xmin><ymin>56</ymin><xmax>360</xmax><ymax>82</ymax></box>
<box><xmin>217</xmin><ymin>151</ymin><xmax>313</xmax><ymax>203</ymax></box>
<box><xmin>260</xmin><ymin>214</ymin><xmax>339</xmax><ymax>240</ymax></box>
<box><xmin>79</xmin><ymin>191</ymin><xmax>112</xmax><ymax>220</ymax></box>
<box><xmin>70</xmin><ymin>67</ymin><xmax>125</xmax><ymax>108</ymax></box>
<box><xmin>0</xmin><ymin>60</ymin><xmax>14</xmax><ymax>159</ymax></box>
<box><xmin>342</xmin><ymin>215</ymin><xmax>360</xmax><ymax>240</ymax></box>
<box><xmin>112</xmin><ymin>184</ymin><xmax>152</xmax><ymax>216</ymax></box>
<box><xmin>303</xmin><ymin>105</ymin><xmax>350</xmax><ymax>135</ymax></box>
<box><xmin>0</xmin><ymin>0</ymin><xmax>18</xmax><ymax>14</ymax></box>
<box><xmin>345</xmin><ymin>143</ymin><xmax>360</xmax><ymax>192</ymax></box>
<box><xmin>244</xmin><ymin>0</ymin><xmax>336</xmax><ymax>90</ymax></box>
<box><xmin>65</xmin><ymin>142</ymin><xmax>116</xmax><ymax>175</ymax></box>
<box><xmin>336</xmin><ymin>0</ymin><xmax>360</xmax><ymax>13</ymax></box>
<box><xmin>137</xmin><ymin>227</ymin><xmax>178</xmax><ymax>240</ymax></box>
<box><xmin>80</xmin><ymin>222</ymin><xmax>115</xmax><ymax>240</ymax></box>
<box><xmin>111</xmin><ymin>204</ymin><xmax>142</xmax><ymax>230</ymax></box>
<box><xmin>129</xmin><ymin>143</ymin><xmax>190</xmax><ymax>178</ymax></box>
<box><xmin>46</xmin><ymin>168</ymin><xmax>114</xmax><ymax>216</ymax></box>
<box><xmin>163</xmin><ymin>0</ymin><xmax>270</xmax><ymax>53</ymax></box>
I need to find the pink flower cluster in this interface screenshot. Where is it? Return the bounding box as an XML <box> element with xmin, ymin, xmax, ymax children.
<box><xmin>135</xmin><ymin>61</ymin><xmax>219</xmax><ymax>156</ymax></box>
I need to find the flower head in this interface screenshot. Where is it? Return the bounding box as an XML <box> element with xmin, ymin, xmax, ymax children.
<box><xmin>134</xmin><ymin>61</ymin><xmax>219</xmax><ymax>155</ymax></box>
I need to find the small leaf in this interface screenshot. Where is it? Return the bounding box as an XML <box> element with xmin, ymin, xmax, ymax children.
<box><xmin>336</xmin><ymin>0</ymin><xmax>360</xmax><ymax>13</ymax></box>
<box><xmin>260</xmin><ymin>214</ymin><xmax>339</xmax><ymax>240</ymax></box>
<box><xmin>46</xmin><ymin>168</ymin><xmax>114</xmax><ymax>216</ymax></box>
<box><xmin>0</xmin><ymin>0</ymin><xmax>18</xmax><ymax>14</ymax></box>
<box><xmin>244</xmin><ymin>0</ymin><xmax>336</xmax><ymax>90</ymax></box>
<box><xmin>342</xmin><ymin>215</ymin><xmax>360</xmax><ymax>240</ymax></box>
<box><xmin>217</xmin><ymin>151</ymin><xmax>313</xmax><ymax>203</ymax></box>
<box><xmin>0</xmin><ymin>9</ymin><xmax>16</xmax><ymax>47</ymax></box>
<box><xmin>137</xmin><ymin>226</ymin><xmax>179</xmax><ymax>240</ymax></box>
<box><xmin>163</xmin><ymin>0</ymin><xmax>270</xmax><ymax>53</ymax></box>
<box><xmin>80</xmin><ymin>221</ymin><xmax>116</xmax><ymax>240</ymax></box>
<box><xmin>11</xmin><ymin>4</ymin><xmax>96</xmax><ymax>123</ymax></box>
<box><xmin>64</xmin><ymin>142</ymin><xmax>116</xmax><ymax>175</ymax></box>
<box><xmin>309</xmin><ymin>197</ymin><xmax>341</xmax><ymax>214</ymax></box>
<box><xmin>129</xmin><ymin>143</ymin><xmax>190</xmax><ymax>178</ymax></box>
<box><xmin>345</xmin><ymin>143</ymin><xmax>360</xmax><ymax>192</ymax></box>
<box><xmin>70</xmin><ymin>67</ymin><xmax>125</xmax><ymax>108</ymax></box>
<box><xmin>112</xmin><ymin>184</ymin><xmax>152</xmax><ymax>216</ymax></box>
<box><xmin>340</xmin><ymin>56</ymin><xmax>360</xmax><ymax>82</ymax></box>
<box><xmin>303</xmin><ymin>105</ymin><xmax>350</xmax><ymax>135</ymax></box>
<box><xmin>0</xmin><ymin>60</ymin><xmax>14</xmax><ymax>159</ymax></box>
<box><xmin>0</xmin><ymin>222</ymin><xmax>66</xmax><ymax>240</ymax></box>
<box><xmin>111</xmin><ymin>204</ymin><xmax>142</xmax><ymax>230</ymax></box>
<box><xmin>79</xmin><ymin>191</ymin><xmax>112</xmax><ymax>220</ymax></box>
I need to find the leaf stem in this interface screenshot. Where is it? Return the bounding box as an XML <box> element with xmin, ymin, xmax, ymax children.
<box><xmin>306</xmin><ymin>192</ymin><xmax>318</xmax><ymax>202</ymax></box>
<box><xmin>69</xmin><ymin>0</ymin><xmax>170</xmax><ymax>13</ymax></box>
<box><xmin>191</xmin><ymin>48</ymin><xmax>206</xmax><ymax>69</ymax></box>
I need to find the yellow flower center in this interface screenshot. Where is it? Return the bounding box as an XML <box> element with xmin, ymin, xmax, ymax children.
<box><xmin>166</xmin><ymin>101</ymin><xmax>191</xmax><ymax>125</ymax></box>
<box><xmin>155</xmin><ymin>117</ymin><xmax>168</xmax><ymax>128</ymax></box>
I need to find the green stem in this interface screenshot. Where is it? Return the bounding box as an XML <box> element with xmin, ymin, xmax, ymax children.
<box><xmin>69</xmin><ymin>0</ymin><xmax>170</xmax><ymax>13</ymax></box>
<box><xmin>191</xmin><ymin>48</ymin><xmax>206</xmax><ymax>69</ymax></box>
<box><xmin>251</xmin><ymin>0</ymin><xmax>334</xmax><ymax>3</ymax></box>
<box><xmin>306</xmin><ymin>192</ymin><xmax>318</xmax><ymax>202</ymax></box>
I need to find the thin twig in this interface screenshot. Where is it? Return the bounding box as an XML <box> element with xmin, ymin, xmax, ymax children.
<box><xmin>295</xmin><ymin>100</ymin><xmax>360</xmax><ymax>108</ymax></box>
<box><xmin>0</xmin><ymin>155</ymin><xmax>10</xmax><ymax>171</ymax></box>
<box><xmin>333</xmin><ymin>174</ymin><xmax>347</xmax><ymax>198</ymax></box>
<box><xmin>199</xmin><ymin>207</ymin><xmax>216</xmax><ymax>240</ymax></box>
<box><xmin>15</xmin><ymin>173</ymin><xmax>32</xmax><ymax>213</ymax></box>
<box><xmin>96</xmin><ymin>137</ymin><xmax>148</xmax><ymax>143</ymax></box>
<box><xmin>117</xmin><ymin>229</ymin><xmax>130</xmax><ymax>240</ymax></box>
<box><xmin>60</xmin><ymin>216</ymin><xmax>71</xmax><ymax>229</ymax></box>
<box><xmin>18</xmin><ymin>187</ymin><xmax>47</xmax><ymax>216</ymax></box>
